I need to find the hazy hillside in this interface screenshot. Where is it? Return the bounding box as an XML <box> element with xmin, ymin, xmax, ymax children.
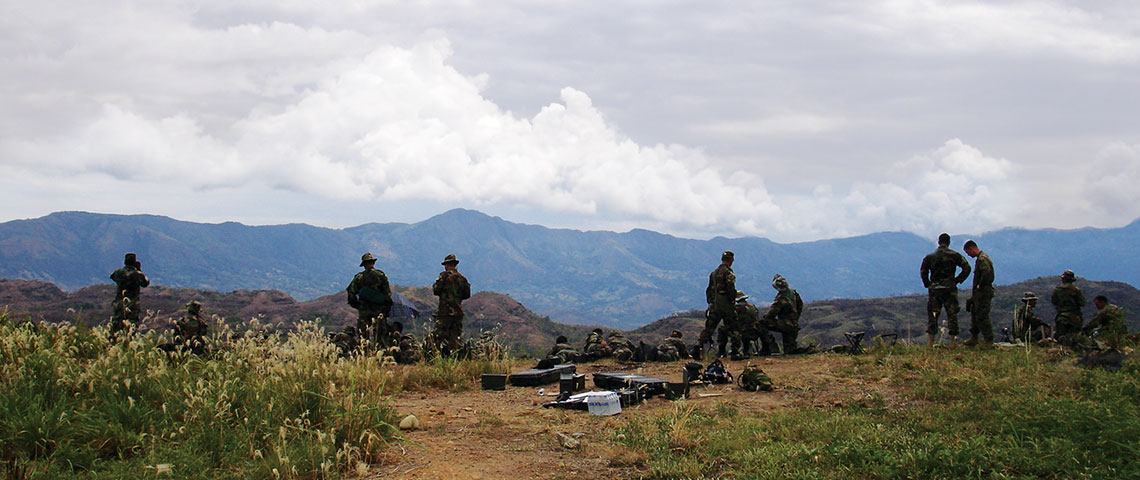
<box><xmin>2</xmin><ymin>209</ymin><xmax>1139</xmax><ymax>329</ymax></box>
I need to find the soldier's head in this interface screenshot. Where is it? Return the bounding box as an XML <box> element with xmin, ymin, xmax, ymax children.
<box><xmin>392</xmin><ymin>321</ymin><xmax>404</xmax><ymax>333</ymax></box>
<box><xmin>771</xmin><ymin>274</ymin><xmax>789</xmax><ymax>291</ymax></box>
<box><xmin>1094</xmin><ymin>295</ymin><xmax>1108</xmax><ymax>309</ymax></box>
<box><xmin>721</xmin><ymin>250</ymin><xmax>734</xmax><ymax>265</ymax></box>
<box><xmin>441</xmin><ymin>254</ymin><xmax>459</xmax><ymax>270</ymax></box>
<box><xmin>124</xmin><ymin>252</ymin><xmax>137</xmax><ymax>266</ymax></box>
<box><xmin>1021</xmin><ymin>291</ymin><xmax>1038</xmax><ymax>306</ymax></box>
<box><xmin>1061</xmin><ymin>269</ymin><xmax>1076</xmax><ymax>283</ymax></box>
<box><xmin>360</xmin><ymin>253</ymin><xmax>378</xmax><ymax>268</ymax></box>
<box><xmin>937</xmin><ymin>233</ymin><xmax>951</xmax><ymax>246</ymax></box>
<box><xmin>185</xmin><ymin>300</ymin><xmax>201</xmax><ymax>314</ymax></box>
<box><xmin>735</xmin><ymin>290</ymin><xmax>749</xmax><ymax>303</ymax></box>
<box><xmin>963</xmin><ymin>240</ymin><xmax>980</xmax><ymax>257</ymax></box>
<box><xmin>556</xmin><ymin>335</ymin><xmax>568</xmax><ymax>344</ymax></box>
<box><xmin>671</xmin><ymin>329</ymin><xmax>683</xmax><ymax>339</ymax></box>
<box><xmin>592</xmin><ymin>328</ymin><xmax>603</xmax><ymax>335</ymax></box>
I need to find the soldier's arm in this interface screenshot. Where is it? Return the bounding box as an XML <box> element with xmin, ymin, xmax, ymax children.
<box><xmin>955</xmin><ymin>254</ymin><xmax>972</xmax><ymax>284</ymax></box>
<box><xmin>460</xmin><ymin>275</ymin><xmax>471</xmax><ymax>300</ymax></box>
<box><xmin>432</xmin><ymin>273</ymin><xmax>445</xmax><ymax>296</ymax></box>
<box><xmin>919</xmin><ymin>257</ymin><xmax>931</xmax><ymax>288</ymax></box>
<box><xmin>981</xmin><ymin>258</ymin><xmax>994</xmax><ymax>286</ymax></box>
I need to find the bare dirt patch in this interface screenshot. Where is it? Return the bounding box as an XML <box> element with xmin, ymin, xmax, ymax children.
<box><xmin>370</xmin><ymin>353</ymin><xmax>891</xmax><ymax>479</ymax></box>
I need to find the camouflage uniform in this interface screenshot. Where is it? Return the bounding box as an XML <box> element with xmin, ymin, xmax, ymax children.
<box><xmin>1084</xmin><ymin>303</ymin><xmax>1128</xmax><ymax>349</ymax></box>
<box><xmin>607</xmin><ymin>331</ymin><xmax>636</xmax><ymax>362</ymax></box>
<box><xmin>109</xmin><ymin>253</ymin><xmax>150</xmax><ymax>337</ymax></box>
<box><xmin>735</xmin><ymin>294</ymin><xmax>766</xmax><ymax>355</ymax></box>
<box><xmin>396</xmin><ymin>333</ymin><xmax>423</xmax><ymax>364</ymax></box>
<box><xmin>432</xmin><ymin>254</ymin><xmax>471</xmax><ymax>356</ymax></box>
<box><xmin>968</xmin><ymin>250</ymin><xmax>995</xmax><ymax>344</ymax></box>
<box><xmin>174</xmin><ymin>301</ymin><xmax>209</xmax><ymax>355</ymax></box>
<box><xmin>1051</xmin><ymin>271</ymin><xmax>1086</xmax><ymax>344</ymax></box>
<box><xmin>1012</xmin><ymin>293</ymin><xmax>1046</xmax><ymax>342</ymax></box>
<box><xmin>346</xmin><ymin>253</ymin><xmax>393</xmax><ymax>345</ymax></box>
<box><xmin>920</xmin><ymin>244</ymin><xmax>971</xmax><ymax>337</ymax></box>
<box><xmin>547</xmin><ymin>340</ymin><xmax>579</xmax><ymax>364</ymax></box>
<box><xmin>701</xmin><ymin>252</ymin><xmax>739</xmax><ymax>356</ymax></box>
<box><xmin>583</xmin><ymin>329</ymin><xmax>612</xmax><ymax>358</ymax></box>
<box><xmin>762</xmin><ymin>275</ymin><xmax>803</xmax><ymax>354</ymax></box>
<box><xmin>655</xmin><ymin>330</ymin><xmax>689</xmax><ymax>362</ymax></box>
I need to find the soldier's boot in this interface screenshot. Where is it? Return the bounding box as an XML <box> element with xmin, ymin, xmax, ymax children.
<box><xmin>717</xmin><ymin>343</ymin><xmax>727</xmax><ymax>358</ymax></box>
<box><xmin>963</xmin><ymin>335</ymin><xmax>978</xmax><ymax>347</ymax></box>
<box><xmin>927</xmin><ymin>333</ymin><xmax>936</xmax><ymax>347</ymax></box>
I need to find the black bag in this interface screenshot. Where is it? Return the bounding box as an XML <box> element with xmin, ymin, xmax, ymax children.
<box><xmin>701</xmin><ymin>359</ymin><xmax>733</xmax><ymax>384</ymax></box>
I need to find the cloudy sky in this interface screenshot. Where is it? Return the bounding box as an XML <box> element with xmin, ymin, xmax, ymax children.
<box><xmin>2</xmin><ymin>1</ymin><xmax>1138</xmax><ymax>242</ymax></box>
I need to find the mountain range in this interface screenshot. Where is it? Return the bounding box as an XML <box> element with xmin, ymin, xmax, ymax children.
<box><xmin>1</xmin><ymin>209</ymin><xmax>1138</xmax><ymax>329</ymax></box>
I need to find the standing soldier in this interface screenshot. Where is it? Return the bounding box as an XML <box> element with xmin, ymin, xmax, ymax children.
<box><xmin>963</xmin><ymin>240</ymin><xmax>995</xmax><ymax>347</ymax></box>
<box><xmin>1050</xmin><ymin>270</ymin><xmax>1086</xmax><ymax>345</ymax></box>
<box><xmin>919</xmin><ymin>233</ymin><xmax>971</xmax><ymax>347</ymax></box>
<box><xmin>109</xmin><ymin>252</ymin><xmax>150</xmax><ymax>339</ymax></box>
<box><xmin>761</xmin><ymin>274</ymin><xmax>804</xmax><ymax>355</ymax></box>
<box><xmin>1083</xmin><ymin>295</ymin><xmax>1127</xmax><ymax>349</ymax></box>
<box><xmin>699</xmin><ymin>251</ymin><xmax>738</xmax><ymax>360</ymax></box>
<box><xmin>432</xmin><ymin>254</ymin><xmax>471</xmax><ymax>356</ymax></box>
<box><xmin>1012</xmin><ymin>292</ymin><xmax>1047</xmax><ymax>342</ymax></box>
<box><xmin>346</xmin><ymin>253</ymin><xmax>393</xmax><ymax>346</ymax></box>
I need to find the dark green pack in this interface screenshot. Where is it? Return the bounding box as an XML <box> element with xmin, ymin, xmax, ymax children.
<box><xmin>738</xmin><ymin>365</ymin><xmax>773</xmax><ymax>392</ymax></box>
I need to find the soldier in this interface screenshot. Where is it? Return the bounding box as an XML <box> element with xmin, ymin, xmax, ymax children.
<box><xmin>655</xmin><ymin>330</ymin><xmax>690</xmax><ymax>362</ymax></box>
<box><xmin>963</xmin><ymin>240</ymin><xmax>995</xmax><ymax>347</ymax></box>
<box><xmin>699</xmin><ymin>251</ymin><xmax>738</xmax><ymax>359</ymax></box>
<box><xmin>346</xmin><ymin>253</ymin><xmax>393</xmax><ymax>346</ymax></box>
<box><xmin>761</xmin><ymin>274</ymin><xmax>804</xmax><ymax>355</ymax></box>
<box><xmin>547</xmin><ymin>335</ymin><xmax>579</xmax><ymax>363</ymax></box>
<box><xmin>390</xmin><ymin>322</ymin><xmax>424</xmax><ymax>364</ymax></box>
<box><xmin>173</xmin><ymin>300</ymin><xmax>209</xmax><ymax>355</ymax></box>
<box><xmin>735</xmin><ymin>291</ymin><xmax>767</xmax><ymax>356</ymax></box>
<box><xmin>432</xmin><ymin>254</ymin><xmax>471</xmax><ymax>357</ymax></box>
<box><xmin>1012</xmin><ymin>292</ymin><xmax>1047</xmax><ymax>342</ymax></box>
<box><xmin>329</xmin><ymin>326</ymin><xmax>361</xmax><ymax>357</ymax></box>
<box><xmin>109</xmin><ymin>252</ymin><xmax>150</xmax><ymax>338</ymax></box>
<box><xmin>583</xmin><ymin>328</ymin><xmax>612</xmax><ymax>359</ymax></box>
<box><xmin>919</xmin><ymin>233</ymin><xmax>971</xmax><ymax>347</ymax></box>
<box><xmin>607</xmin><ymin>331</ymin><xmax>636</xmax><ymax>362</ymax></box>
<box><xmin>1084</xmin><ymin>295</ymin><xmax>1128</xmax><ymax>349</ymax></box>
<box><xmin>1051</xmin><ymin>269</ymin><xmax>1087</xmax><ymax>345</ymax></box>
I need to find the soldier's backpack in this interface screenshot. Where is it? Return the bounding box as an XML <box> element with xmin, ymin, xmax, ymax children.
<box><xmin>738</xmin><ymin>365</ymin><xmax>773</xmax><ymax>392</ymax></box>
<box><xmin>701</xmin><ymin>359</ymin><xmax>733</xmax><ymax>384</ymax></box>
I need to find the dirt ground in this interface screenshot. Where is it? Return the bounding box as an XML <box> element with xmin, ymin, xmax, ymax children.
<box><xmin>368</xmin><ymin>353</ymin><xmax>899</xmax><ymax>480</ymax></box>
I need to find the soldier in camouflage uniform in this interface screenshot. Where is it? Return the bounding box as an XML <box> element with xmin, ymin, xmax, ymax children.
<box><xmin>762</xmin><ymin>274</ymin><xmax>804</xmax><ymax>354</ymax></box>
<box><xmin>1012</xmin><ymin>292</ymin><xmax>1047</xmax><ymax>342</ymax></box>
<box><xmin>109</xmin><ymin>252</ymin><xmax>150</xmax><ymax>338</ymax></box>
<box><xmin>432</xmin><ymin>254</ymin><xmax>471</xmax><ymax>357</ymax></box>
<box><xmin>1084</xmin><ymin>295</ymin><xmax>1128</xmax><ymax>349</ymax></box>
<box><xmin>547</xmin><ymin>335</ymin><xmax>579</xmax><ymax>363</ymax></box>
<box><xmin>389</xmin><ymin>322</ymin><xmax>424</xmax><ymax>364</ymax></box>
<box><xmin>1051</xmin><ymin>270</ymin><xmax>1087</xmax><ymax>345</ymax></box>
<box><xmin>655</xmin><ymin>330</ymin><xmax>689</xmax><ymax>362</ymax></box>
<box><xmin>735</xmin><ymin>291</ymin><xmax>767</xmax><ymax>356</ymax></box>
<box><xmin>583</xmin><ymin>328</ymin><xmax>612</xmax><ymax>359</ymax></box>
<box><xmin>919</xmin><ymin>233</ymin><xmax>971</xmax><ymax>347</ymax></box>
<box><xmin>607</xmin><ymin>331</ymin><xmax>636</xmax><ymax>362</ymax></box>
<box><xmin>346</xmin><ymin>253</ymin><xmax>393</xmax><ymax>346</ymax></box>
<box><xmin>699</xmin><ymin>251</ymin><xmax>738</xmax><ymax>359</ymax></box>
<box><xmin>963</xmin><ymin>240</ymin><xmax>995</xmax><ymax>346</ymax></box>
<box><xmin>173</xmin><ymin>300</ymin><xmax>209</xmax><ymax>355</ymax></box>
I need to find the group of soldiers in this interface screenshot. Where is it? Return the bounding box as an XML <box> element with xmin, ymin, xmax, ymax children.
<box><xmin>107</xmin><ymin>251</ymin><xmax>473</xmax><ymax>361</ymax></box>
<box><xmin>921</xmin><ymin>233</ymin><xmax>1130</xmax><ymax>350</ymax></box>
<box><xmin>697</xmin><ymin>250</ymin><xmax>807</xmax><ymax>360</ymax></box>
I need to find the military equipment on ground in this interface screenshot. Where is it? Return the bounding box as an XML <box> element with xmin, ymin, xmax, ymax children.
<box><xmin>509</xmin><ymin>364</ymin><xmax>576</xmax><ymax>387</ymax></box>
<box><xmin>593</xmin><ymin>372</ymin><xmax>669</xmax><ymax>396</ymax></box>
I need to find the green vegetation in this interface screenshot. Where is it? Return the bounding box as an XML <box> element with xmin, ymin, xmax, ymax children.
<box><xmin>617</xmin><ymin>346</ymin><xmax>1140</xmax><ymax>479</ymax></box>
<box><xmin>0</xmin><ymin>313</ymin><xmax>405</xmax><ymax>480</ymax></box>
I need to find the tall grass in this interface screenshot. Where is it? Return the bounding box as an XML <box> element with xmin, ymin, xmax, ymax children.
<box><xmin>0</xmin><ymin>313</ymin><xmax>399</xmax><ymax>479</ymax></box>
<box><xmin>617</xmin><ymin>346</ymin><xmax>1140</xmax><ymax>479</ymax></box>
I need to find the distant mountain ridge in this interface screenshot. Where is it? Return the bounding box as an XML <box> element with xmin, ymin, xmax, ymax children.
<box><xmin>1</xmin><ymin>209</ymin><xmax>1138</xmax><ymax>329</ymax></box>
